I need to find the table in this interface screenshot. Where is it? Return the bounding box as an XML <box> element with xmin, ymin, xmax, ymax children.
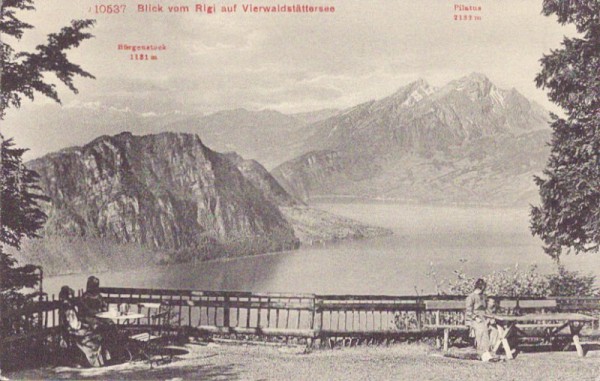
<box><xmin>485</xmin><ymin>313</ymin><xmax>597</xmax><ymax>359</ymax></box>
<box><xmin>96</xmin><ymin>311</ymin><xmax>145</xmax><ymax>324</ymax></box>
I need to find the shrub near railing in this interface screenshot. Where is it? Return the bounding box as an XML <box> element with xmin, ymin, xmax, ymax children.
<box><xmin>439</xmin><ymin>264</ymin><xmax>598</xmax><ymax>298</ymax></box>
<box><xmin>1</xmin><ymin>297</ymin><xmax>62</xmax><ymax>344</ymax></box>
<box><xmin>0</xmin><ymin>295</ymin><xmax>64</xmax><ymax>372</ymax></box>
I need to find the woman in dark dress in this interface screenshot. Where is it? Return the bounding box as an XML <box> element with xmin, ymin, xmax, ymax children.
<box><xmin>80</xmin><ymin>276</ymin><xmax>108</xmax><ymax>324</ymax></box>
<box><xmin>59</xmin><ymin>286</ymin><xmax>105</xmax><ymax>367</ymax></box>
<box><xmin>79</xmin><ymin>276</ymin><xmax>124</xmax><ymax>360</ymax></box>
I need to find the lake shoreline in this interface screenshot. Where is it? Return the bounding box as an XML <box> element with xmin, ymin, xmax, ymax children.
<box><xmin>16</xmin><ymin>204</ymin><xmax>392</xmax><ymax>279</ymax></box>
<box><xmin>40</xmin><ymin>203</ymin><xmax>598</xmax><ymax>298</ymax></box>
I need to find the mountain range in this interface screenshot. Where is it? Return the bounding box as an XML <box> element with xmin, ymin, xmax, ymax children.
<box><xmin>9</xmin><ymin>73</ymin><xmax>551</xmax><ymax>206</ymax></box>
<box><xmin>272</xmin><ymin>73</ymin><xmax>551</xmax><ymax>205</ymax></box>
<box><xmin>5</xmin><ymin>104</ymin><xmax>338</xmax><ymax>169</ymax></box>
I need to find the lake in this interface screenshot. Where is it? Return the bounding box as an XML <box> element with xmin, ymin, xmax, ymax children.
<box><xmin>44</xmin><ymin>203</ymin><xmax>599</xmax><ymax>296</ymax></box>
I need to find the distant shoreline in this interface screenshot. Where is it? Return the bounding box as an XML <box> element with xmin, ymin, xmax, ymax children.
<box><xmin>310</xmin><ymin>196</ymin><xmax>534</xmax><ymax>209</ymax></box>
<box><xmin>44</xmin><ymin>227</ymin><xmax>392</xmax><ymax>282</ymax></box>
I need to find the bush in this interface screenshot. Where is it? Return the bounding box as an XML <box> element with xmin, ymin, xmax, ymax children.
<box><xmin>547</xmin><ymin>265</ymin><xmax>597</xmax><ymax>296</ymax></box>
<box><xmin>436</xmin><ymin>262</ymin><xmax>597</xmax><ymax>297</ymax></box>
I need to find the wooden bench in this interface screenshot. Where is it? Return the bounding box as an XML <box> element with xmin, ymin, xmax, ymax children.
<box><xmin>424</xmin><ymin>299</ymin><xmax>561</xmax><ymax>352</ymax></box>
<box><xmin>499</xmin><ymin>299</ymin><xmax>557</xmax><ymax>313</ymax></box>
<box><xmin>580</xmin><ymin>328</ymin><xmax>600</xmax><ymax>343</ymax></box>
<box><xmin>424</xmin><ymin>300</ymin><xmax>469</xmax><ymax>351</ymax></box>
<box><xmin>499</xmin><ymin>300</ymin><xmax>561</xmax><ymax>331</ymax></box>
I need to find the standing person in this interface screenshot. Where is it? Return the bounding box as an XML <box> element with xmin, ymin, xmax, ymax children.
<box><xmin>465</xmin><ymin>279</ymin><xmax>496</xmax><ymax>362</ymax></box>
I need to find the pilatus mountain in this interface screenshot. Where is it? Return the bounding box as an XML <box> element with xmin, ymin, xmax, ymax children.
<box><xmin>272</xmin><ymin>73</ymin><xmax>551</xmax><ymax>205</ymax></box>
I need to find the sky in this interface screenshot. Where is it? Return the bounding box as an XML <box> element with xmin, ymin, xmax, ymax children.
<box><xmin>2</xmin><ymin>0</ymin><xmax>576</xmax><ymax>157</ymax></box>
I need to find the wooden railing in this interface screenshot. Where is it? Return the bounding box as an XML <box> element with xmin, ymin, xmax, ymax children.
<box><xmin>97</xmin><ymin>288</ymin><xmax>600</xmax><ymax>342</ymax></box>
<box><xmin>0</xmin><ymin>296</ymin><xmax>63</xmax><ymax>346</ymax></box>
<box><xmin>316</xmin><ymin>295</ymin><xmax>425</xmax><ymax>337</ymax></box>
<box><xmin>99</xmin><ymin>287</ymin><xmax>317</xmax><ymax>339</ymax></box>
<box><xmin>2</xmin><ymin>288</ymin><xmax>598</xmax><ymax>352</ymax></box>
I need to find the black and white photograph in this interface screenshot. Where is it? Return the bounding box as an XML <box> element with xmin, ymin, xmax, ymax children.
<box><xmin>1</xmin><ymin>0</ymin><xmax>599</xmax><ymax>379</ymax></box>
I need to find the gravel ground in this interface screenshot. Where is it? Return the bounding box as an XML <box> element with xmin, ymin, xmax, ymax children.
<box><xmin>6</xmin><ymin>342</ymin><xmax>600</xmax><ymax>381</ymax></box>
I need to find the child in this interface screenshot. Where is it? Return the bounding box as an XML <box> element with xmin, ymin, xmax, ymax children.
<box><xmin>486</xmin><ymin>296</ymin><xmax>500</xmax><ymax>355</ymax></box>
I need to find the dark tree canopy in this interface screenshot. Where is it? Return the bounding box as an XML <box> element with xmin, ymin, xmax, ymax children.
<box><xmin>0</xmin><ymin>137</ymin><xmax>48</xmax><ymax>303</ymax></box>
<box><xmin>530</xmin><ymin>0</ymin><xmax>599</xmax><ymax>259</ymax></box>
<box><xmin>0</xmin><ymin>1</ymin><xmax>94</xmax><ymax>304</ymax></box>
<box><xmin>0</xmin><ymin>138</ymin><xmax>48</xmax><ymax>250</ymax></box>
<box><xmin>0</xmin><ymin>0</ymin><xmax>96</xmax><ymax>119</ymax></box>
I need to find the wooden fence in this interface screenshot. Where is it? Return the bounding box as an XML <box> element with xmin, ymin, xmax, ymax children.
<box><xmin>2</xmin><ymin>287</ymin><xmax>599</xmax><ymax>353</ymax></box>
<box><xmin>100</xmin><ymin>288</ymin><xmax>317</xmax><ymax>338</ymax></box>
<box><xmin>1</xmin><ymin>295</ymin><xmax>64</xmax><ymax>346</ymax></box>
<box><xmin>96</xmin><ymin>288</ymin><xmax>600</xmax><ymax>342</ymax></box>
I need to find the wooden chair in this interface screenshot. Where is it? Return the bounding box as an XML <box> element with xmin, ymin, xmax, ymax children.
<box><xmin>128</xmin><ymin>303</ymin><xmax>179</xmax><ymax>368</ymax></box>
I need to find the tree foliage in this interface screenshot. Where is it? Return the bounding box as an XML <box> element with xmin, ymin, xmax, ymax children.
<box><xmin>547</xmin><ymin>265</ymin><xmax>597</xmax><ymax>296</ymax></box>
<box><xmin>0</xmin><ymin>137</ymin><xmax>48</xmax><ymax>304</ymax></box>
<box><xmin>0</xmin><ymin>1</ymin><xmax>94</xmax><ymax>306</ymax></box>
<box><xmin>530</xmin><ymin>0</ymin><xmax>600</xmax><ymax>259</ymax></box>
<box><xmin>0</xmin><ymin>138</ymin><xmax>48</xmax><ymax>250</ymax></box>
<box><xmin>0</xmin><ymin>0</ymin><xmax>96</xmax><ymax>119</ymax></box>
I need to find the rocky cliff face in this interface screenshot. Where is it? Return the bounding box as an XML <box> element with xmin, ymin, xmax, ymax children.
<box><xmin>272</xmin><ymin>150</ymin><xmax>354</xmax><ymax>202</ymax></box>
<box><xmin>28</xmin><ymin>132</ymin><xmax>299</xmax><ymax>256</ymax></box>
<box><xmin>19</xmin><ymin>132</ymin><xmax>390</xmax><ymax>275</ymax></box>
<box><xmin>272</xmin><ymin>73</ymin><xmax>551</xmax><ymax>205</ymax></box>
<box><xmin>223</xmin><ymin>152</ymin><xmax>303</xmax><ymax>207</ymax></box>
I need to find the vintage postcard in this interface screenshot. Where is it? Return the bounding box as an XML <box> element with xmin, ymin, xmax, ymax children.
<box><xmin>1</xmin><ymin>0</ymin><xmax>598</xmax><ymax>379</ymax></box>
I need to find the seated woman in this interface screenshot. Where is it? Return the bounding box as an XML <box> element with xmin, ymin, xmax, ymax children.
<box><xmin>59</xmin><ymin>286</ymin><xmax>105</xmax><ymax>367</ymax></box>
<box><xmin>80</xmin><ymin>276</ymin><xmax>108</xmax><ymax>324</ymax></box>
<box><xmin>80</xmin><ymin>276</ymin><xmax>123</xmax><ymax>359</ymax></box>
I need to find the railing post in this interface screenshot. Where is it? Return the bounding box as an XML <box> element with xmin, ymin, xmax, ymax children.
<box><xmin>37</xmin><ymin>266</ymin><xmax>44</xmax><ymax>329</ymax></box>
<box><xmin>310</xmin><ymin>296</ymin><xmax>316</xmax><ymax>331</ymax></box>
<box><xmin>246</xmin><ymin>296</ymin><xmax>251</xmax><ymax>328</ymax></box>
<box><xmin>416</xmin><ymin>297</ymin><xmax>422</xmax><ymax>331</ymax></box>
<box><xmin>266</xmin><ymin>297</ymin><xmax>271</xmax><ymax>328</ymax></box>
<box><xmin>256</xmin><ymin>297</ymin><xmax>262</xmax><ymax>328</ymax></box>
<box><xmin>223</xmin><ymin>295</ymin><xmax>230</xmax><ymax>328</ymax></box>
<box><xmin>44</xmin><ymin>295</ymin><xmax>49</xmax><ymax>329</ymax></box>
<box><xmin>53</xmin><ymin>294</ymin><xmax>58</xmax><ymax>328</ymax></box>
<box><xmin>315</xmin><ymin>295</ymin><xmax>323</xmax><ymax>343</ymax></box>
